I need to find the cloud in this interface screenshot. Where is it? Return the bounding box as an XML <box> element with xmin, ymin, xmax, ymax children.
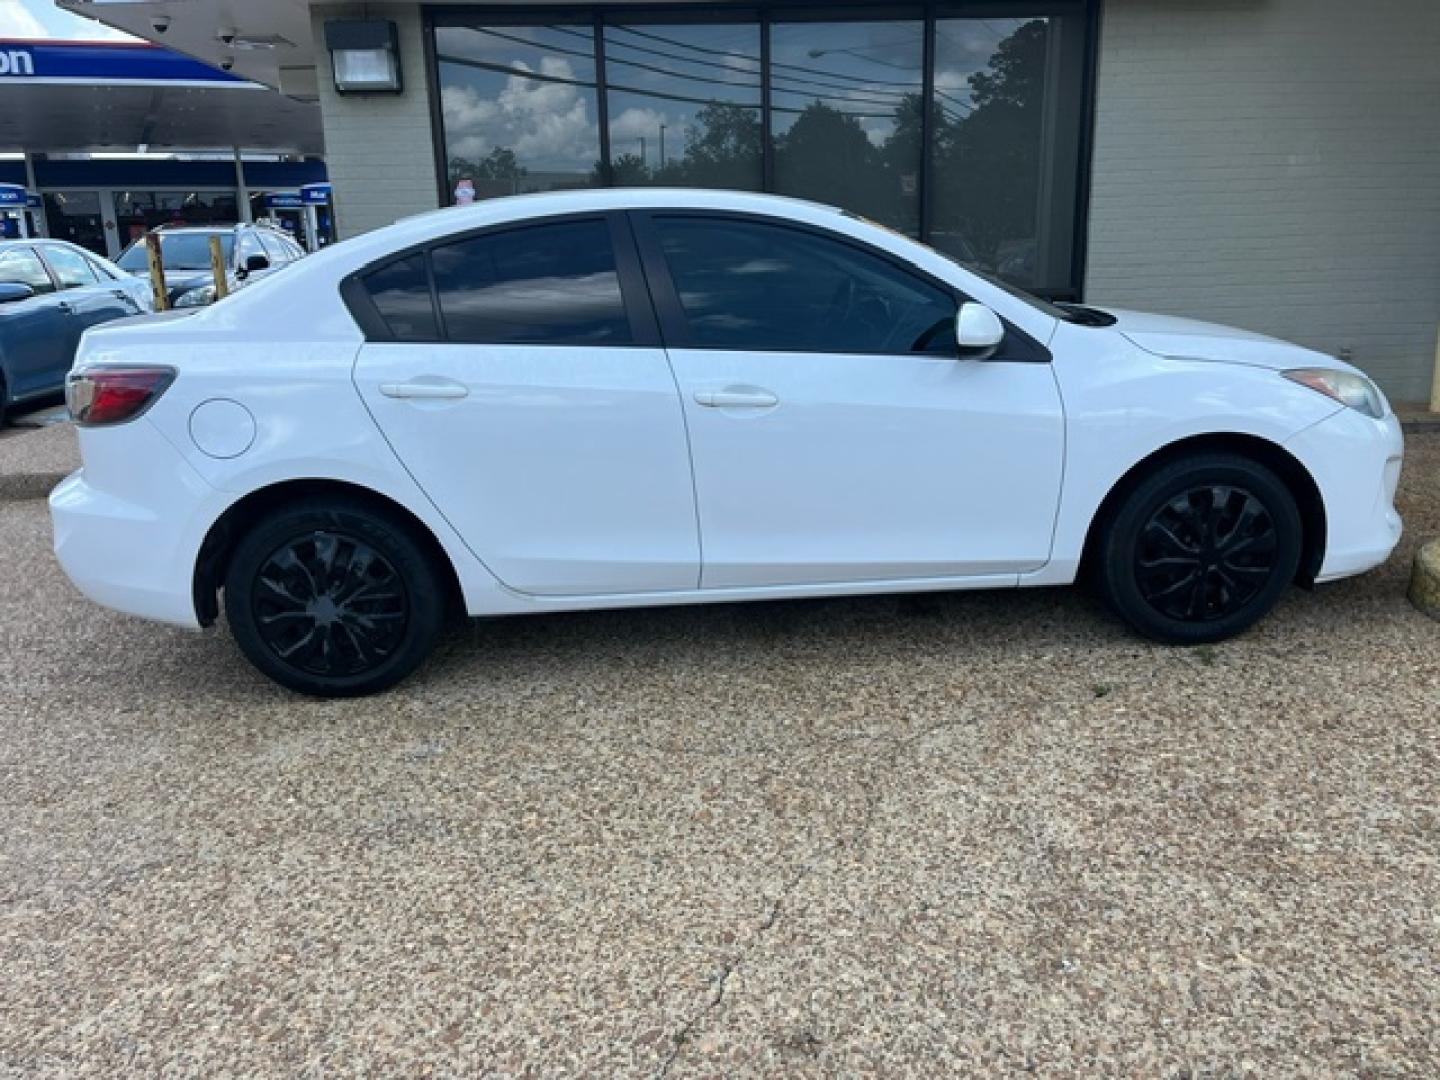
<box><xmin>609</xmin><ymin>106</ymin><xmax>669</xmax><ymax>143</ymax></box>
<box><xmin>0</xmin><ymin>0</ymin><xmax>134</xmax><ymax>40</ymax></box>
<box><xmin>442</xmin><ymin>56</ymin><xmax>598</xmax><ymax>171</ymax></box>
<box><xmin>0</xmin><ymin>0</ymin><xmax>46</xmax><ymax>37</ymax></box>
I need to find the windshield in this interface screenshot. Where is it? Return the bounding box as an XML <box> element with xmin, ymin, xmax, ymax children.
<box><xmin>117</xmin><ymin>232</ymin><xmax>234</xmax><ymax>272</ymax></box>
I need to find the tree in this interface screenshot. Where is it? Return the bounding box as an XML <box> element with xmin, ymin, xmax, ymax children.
<box><xmin>775</xmin><ymin>103</ymin><xmax>891</xmax><ymax>221</ymax></box>
<box><xmin>933</xmin><ymin>20</ymin><xmax>1049</xmax><ymax>273</ymax></box>
<box><xmin>447</xmin><ymin>146</ymin><xmax>527</xmax><ymax>189</ymax></box>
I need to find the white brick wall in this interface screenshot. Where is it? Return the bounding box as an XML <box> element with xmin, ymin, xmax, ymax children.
<box><xmin>311</xmin><ymin>4</ymin><xmax>440</xmax><ymax>240</ymax></box>
<box><xmin>1086</xmin><ymin>0</ymin><xmax>1440</xmax><ymax>401</ymax></box>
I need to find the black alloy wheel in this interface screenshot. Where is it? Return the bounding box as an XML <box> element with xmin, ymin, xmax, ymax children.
<box><xmin>251</xmin><ymin>531</ymin><xmax>409</xmax><ymax>677</ymax></box>
<box><xmin>1135</xmin><ymin>484</ymin><xmax>1278</xmax><ymax>622</ymax></box>
<box><xmin>225</xmin><ymin>499</ymin><xmax>446</xmax><ymax>696</ymax></box>
<box><xmin>1096</xmin><ymin>454</ymin><xmax>1303</xmax><ymax>645</ymax></box>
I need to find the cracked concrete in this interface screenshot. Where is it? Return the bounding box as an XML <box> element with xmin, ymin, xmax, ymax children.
<box><xmin>1</xmin><ymin>431</ymin><xmax>1438</xmax><ymax>1076</ymax></box>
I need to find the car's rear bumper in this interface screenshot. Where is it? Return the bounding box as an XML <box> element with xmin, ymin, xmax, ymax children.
<box><xmin>1285</xmin><ymin>407</ymin><xmax>1404</xmax><ymax>583</ymax></box>
<box><xmin>49</xmin><ymin>420</ymin><xmax>219</xmax><ymax>629</ymax></box>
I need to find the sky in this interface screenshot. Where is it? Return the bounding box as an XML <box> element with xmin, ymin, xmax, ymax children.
<box><xmin>0</xmin><ymin>0</ymin><xmax>132</xmax><ymax>40</ymax></box>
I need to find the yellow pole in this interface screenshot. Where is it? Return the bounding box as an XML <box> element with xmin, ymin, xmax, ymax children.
<box><xmin>145</xmin><ymin>233</ymin><xmax>169</xmax><ymax>311</ymax></box>
<box><xmin>208</xmin><ymin>235</ymin><xmax>230</xmax><ymax>301</ymax></box>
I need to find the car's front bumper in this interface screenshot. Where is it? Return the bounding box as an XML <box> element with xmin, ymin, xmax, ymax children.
<box><xmin>1285</xmin><ymin>406</ymin><xmax>1404</xmax><ymax>583</ymax></box>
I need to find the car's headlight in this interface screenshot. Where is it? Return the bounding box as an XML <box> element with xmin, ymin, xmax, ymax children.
<box><xmin>173</xmin><ymin>284</ymin><xmax>217</xmax><ymax>308</ymax></box>
<box><xmin>1282</xmin><ymin>367</ymin><xmax>1386</xmax><ymax>419</ymax></box>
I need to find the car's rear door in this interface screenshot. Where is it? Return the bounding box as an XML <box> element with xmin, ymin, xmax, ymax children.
<box><xmin>0</xmin><ymin>246</ymin><xmax>72</xmax><ymax>398</ymax></box>
<box><xmin>351</xmin><ymin>212</ymin><xmax>700</xmax><ymax>596</ymax></box>
<box><xmin>632</xmin><ymin>210</ymin><xmax>1065</xmax><ymax>589</ymax></box>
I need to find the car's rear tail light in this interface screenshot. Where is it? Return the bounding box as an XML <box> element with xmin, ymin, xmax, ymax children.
<box><xmin>66</xmin><ymin>366</ymin><xmax>177</xmax><ymax>427</ymax></box>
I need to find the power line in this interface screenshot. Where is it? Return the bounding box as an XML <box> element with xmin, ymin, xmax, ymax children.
<box><xmin>436</xmin><ymin>52</ymin><xmax>913</xmax><ymax>122</ymax></box>
<box><xmin>464</xmin><ymin>26</ymin><xmax>943</xmax><ymax>114</ymax></box>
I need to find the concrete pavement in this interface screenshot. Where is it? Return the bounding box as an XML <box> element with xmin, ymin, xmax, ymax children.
<box><xmin>0</xmin><ymin>434</ymin><xmax>1437</xmax><ymax>1075</ymax></box>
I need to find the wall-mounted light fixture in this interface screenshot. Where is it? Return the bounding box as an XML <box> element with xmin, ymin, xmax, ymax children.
<box><xmin>323</xmin><ymin>19</ymin><xmax>402</xmax><ymax>94</ymax></box>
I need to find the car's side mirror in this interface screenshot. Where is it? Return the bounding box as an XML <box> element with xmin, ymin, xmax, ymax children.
<box><xmin>956</xmin><ymin>302</ymin><xmax>1005</xmax><ymax>360</ymax></box>
<box><xmin>0</xmin><ymin>282</ymin><xmax>36</xmax><ymax>304</ymax></box>
<box><xmin>240</xmin><ymin>253</ymin><xmax>270</xmax><ymax>277</ymax></box>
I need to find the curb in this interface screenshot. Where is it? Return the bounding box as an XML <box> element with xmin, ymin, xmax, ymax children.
<box><xmin>0</xmin><ymin>473</ymin><xmax>67</xmax><ymax>502</ymax></box>
<box><xmin>1410</xmin><ymin>539</ymin><xmax>1440</xmax><ymax>621</ymax></box>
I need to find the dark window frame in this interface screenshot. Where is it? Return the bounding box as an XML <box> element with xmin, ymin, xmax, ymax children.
<box><xmin>423</xmin><ymin>0</ymin><xmax>1098</xmax><ymax>300</ymax></box>
<box><xmin>629</xmin><ymin>208</ymin><xmax>1049</xmax><ymax>362</ymax></box>
<box><xmin>342</xmin><ymin>210</ymin><xmax>660</xmax><ymax>348</ymax></box>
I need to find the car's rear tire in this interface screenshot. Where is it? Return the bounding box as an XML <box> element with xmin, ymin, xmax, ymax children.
<box><xmin>223</xmin><ymin>499</ymin><xmax>446</xmax><ymax>697</ymax></box>
<box><xmin>1095</xmin><ymin>453</ymin><xmax>1303</xmax><ymax>644</ymax></box>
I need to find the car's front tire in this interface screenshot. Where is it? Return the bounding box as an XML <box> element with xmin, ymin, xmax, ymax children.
<box><xmin>1095</xmin><ymin>453</ymin><xmax>1303</xmax><ymax>644</ymax></box>
<box><xmin>223</xmin><ymin>499</ymin><xmax>446</xmax><ymax>697</ymax></box>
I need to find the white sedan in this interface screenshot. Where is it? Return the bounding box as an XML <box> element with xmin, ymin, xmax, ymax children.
<box><xmin>50</xmin><ymin>190</ymin><xmax>1403</xmax><ymax>696</ymax></box>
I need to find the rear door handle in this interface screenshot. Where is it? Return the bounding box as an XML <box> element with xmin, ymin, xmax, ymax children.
<box><xmin>379</xmin><ymin>379</ymin><xmax>469</xmax><ymax>400</ymax></box>
<box><xmin>693</xmin><ymin>387</ymin><xmax>779</xmax><ymax>409</ymax></box>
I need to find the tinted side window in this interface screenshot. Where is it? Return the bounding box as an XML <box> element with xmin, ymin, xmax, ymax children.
<box><xmin>431</xmin><ymin>219</ymin><xmax>632</xmax><ymax>345</ymax></box>
<box><xmin>652</xmin><ymin>217</ymin><xmax>957</xmax><ymax>354</ymax></box>
<box><xmin>0</xmin><ymin>247</ymin><xmax>55</xmax><ymax>294</ymax></box>
<box><xmin>363</xmin><ymin>254</ymin><xmax>438</xmax><ymax>341</ymax></box>
<box><xmin>44</xmin><ymin>245</ymin><xmax>101</xmax><ymax>290</ymax></box>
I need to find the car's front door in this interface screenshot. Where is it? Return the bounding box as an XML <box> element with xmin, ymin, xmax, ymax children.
<box><xmin>632</xmin><ymin>212</ymin><xmax>1066</xmax><ymax>590</ymax></box>
<box><xmin>0</xmin><ymin>246</ymin><xmax>72</xmax><ymax>399</ymax></box>
<box><xmin>352</xmin><ymin>214</ymin><xmax>699</xmax><ymax>596</ymax></box>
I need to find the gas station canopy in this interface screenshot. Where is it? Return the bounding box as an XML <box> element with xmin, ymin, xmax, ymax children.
<box><xmin>0</xmin><ymin>39</ymin><xmax>322</xmax><ymax>154</ymax></box>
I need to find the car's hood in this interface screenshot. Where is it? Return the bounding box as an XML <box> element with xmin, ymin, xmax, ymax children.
<box><xmin>1101</xmin><ymin>307</ymin><xmax>1350</xmax><ymax>374</ymax></box>
<box><xmin>128</xmin><ymin>268</ymin><xmax>221</xmax><ymax>293</ymax></box>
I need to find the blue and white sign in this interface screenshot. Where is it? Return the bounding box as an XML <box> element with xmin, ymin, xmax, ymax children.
<box><xmin>265</xmin><ymin>191</ymin><xmax>304</xmax><ymax>210</ymax></box>
<box><xmin>0</xmin><ymin>182</ymin><xmax>29</xmax><ymax>207</ymax></box>
<box><xmin>301</xmin><ymin>183</ymin><xmax>332</xmax><ymax>206</ymax></box>
<box><xmin>0</xmin><ymin>41</ymin><xmax>248</xmax><ymax>86</ymax></box>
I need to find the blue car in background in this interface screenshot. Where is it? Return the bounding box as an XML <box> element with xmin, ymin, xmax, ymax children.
<box><xmin>0</xmin><ymin>239</ymin><xmax>153</xmax><ymax>423</ymax></box>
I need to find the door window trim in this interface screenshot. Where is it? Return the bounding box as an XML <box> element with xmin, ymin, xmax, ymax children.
<box><xmin>628</xmin><ymin>209</ymin><xmax>1050</xmax><ymax>362</ymax></box>
<box><xmin>37</xmin><ymin>243</ymin><xmax>103</xmax><ymax>290</ymax></box>
<box><xmin>341</xmin><ymin>210</ymin><xmax>661</xmax><ymax>347</ymax></box>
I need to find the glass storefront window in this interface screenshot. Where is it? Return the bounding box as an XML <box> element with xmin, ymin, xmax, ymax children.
<box><xmin>432</xmin><ymin>5</ymin><xmax>1092</xmax><ymax>296</ymax></box>
<box><xmin>114</xmin><ymin>190</ymin><xmax>239</xmax><ymax>248</ymax></box>
<box><xmin>41</xmin><ymin>191</ymin><xmax>106</xmax><ymax>256</ymax></box>
<box><xmin>435</xmin><ymin>24</ymin><xmax>603</xmax><ymax>197</ymax></box>
<box><xmin>604</xmin><ymin>23</ymin><xmax>763</xmax><ymax>191</ymax></box>
<box><xmin>931</xmin><ymin>16</ymin><xmax>1085</xmax><ymax>291</ymax></box>
<box><xmin>770</xmin><ymin>20</ymin><xmax>925</xmax><ymax>237</ymax></box>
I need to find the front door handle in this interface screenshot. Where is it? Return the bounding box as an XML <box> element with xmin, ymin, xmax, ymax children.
<box><xmin>693</xmin><ymin>387</ymin><xmax>779</xmax><ymax>409</ymax></box>
<box><xmin>379</xmin><ymin>379</ymin><xmax>469</xmax><ymax>400</ymax></box>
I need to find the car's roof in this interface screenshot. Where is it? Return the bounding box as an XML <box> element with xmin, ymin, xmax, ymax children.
<box><xmin>403</xmin><ymin>187</ymin><xmax>846</xmax><ymax>229</ymax></box>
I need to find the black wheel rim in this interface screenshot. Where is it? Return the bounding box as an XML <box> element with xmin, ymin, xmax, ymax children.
<box><xmin>1135</xmin><ymin>485</ymin><xmax>1279</xmax><ymax>622</ymax></box>
<box><xmin>251</xmin><ymin>531</ymin><xmax>409</xmax><ymax>677</ymax></box>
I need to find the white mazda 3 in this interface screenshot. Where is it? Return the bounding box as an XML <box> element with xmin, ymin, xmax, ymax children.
<box><xmin>50</xmin><ymin>190</ymin><xmax>1404</xmax><ymax>696</ymax></box>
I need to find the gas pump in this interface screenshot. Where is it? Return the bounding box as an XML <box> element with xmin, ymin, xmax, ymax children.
<box><xmin>262</xmin><ymin>190</ymin><xmax>306</xmax><ymax>245</ymax></box>
<box><xmin>300</xmin><ymin>183</ymin><xmax>334</xmax><ymax>251</ymax></box>
<box><xmin>0</xmin><ymin>183</ymin><xmax>36</xmax><ymax>240</ymax></box>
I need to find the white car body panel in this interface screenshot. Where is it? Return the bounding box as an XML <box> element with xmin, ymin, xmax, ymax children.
<box><xmin>354</xmin><ymin>342</ymin><xmax>701</xmax><ymax>595</ymax></box>
<box><xmin>48</xmin><ymin>188</ymin><xmax>1403</xmax><ymax>634</ymax></box>
<box><xmin>667</xmin><ymin>346</ymin><xmax>1064</xmax><ymax>587</ymax></box>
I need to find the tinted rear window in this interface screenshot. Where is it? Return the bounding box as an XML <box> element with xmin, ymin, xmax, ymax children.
<box><xmin>363</xmin><ymin>254</ymin><xmax>438</xmax><ymax>340</ymax></box>
<box><xmin>429</xmin><ymin>219</ymin><xmax>631</xmax><ymax>346</ymax></box>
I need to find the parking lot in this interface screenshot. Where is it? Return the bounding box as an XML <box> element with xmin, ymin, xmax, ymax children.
<box><xmin>1</xmin><ymin>426</ymin><xmax>1436</xmax><ymax>1076</ymax></box>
